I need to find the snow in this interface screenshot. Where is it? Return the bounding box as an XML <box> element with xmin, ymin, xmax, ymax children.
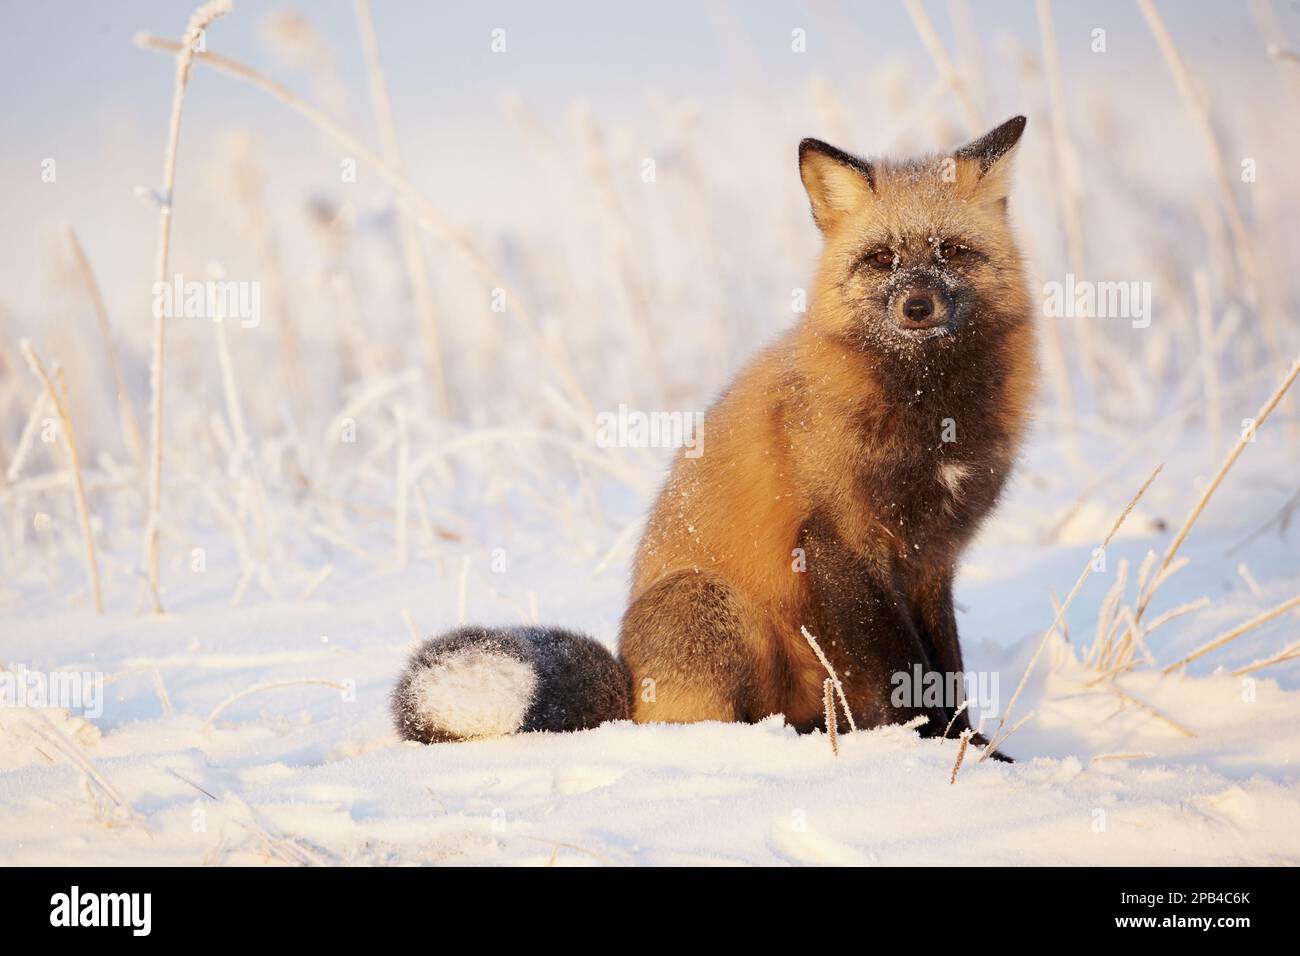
<box><xmin>2</xmin><ymin>2</ymin><xmax>1298</xmax><ymax>867</ymax></box>
<box><xmin>2</xmin><ymin>426</ymin><xmax>1298</xmax><ymax>866</ymax></box>
<box><xmin>398</xmin><ymin>643</ymin><xmax>537</xmax><ymax>742</ymax></box>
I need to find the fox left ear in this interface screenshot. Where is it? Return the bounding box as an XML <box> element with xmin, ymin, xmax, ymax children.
<box><xmin>955</xmin><ymin>115</ymin><xmax>1026</xmax><ymax>178</ymax></box>
<box><xmin>799</xmin><ymin>138</ymin><xmax>877</xmax><ymax>233</ymax></box>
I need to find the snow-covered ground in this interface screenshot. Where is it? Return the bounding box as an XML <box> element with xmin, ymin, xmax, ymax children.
<box><xmin>2</xmin><ymin>2</ymin><xmax>1299</xmax><ymax>866</ymax></box>
<box><xmin>2</xmin><ymin>423</ymin><xmax>1298</xmax><ymax>866</ymax></box>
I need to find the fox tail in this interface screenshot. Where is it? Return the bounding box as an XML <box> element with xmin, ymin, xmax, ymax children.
<box><xmin>391</xmin><ymin>625</ymin><xmax>631</xmax><ymax>743</ymax></box>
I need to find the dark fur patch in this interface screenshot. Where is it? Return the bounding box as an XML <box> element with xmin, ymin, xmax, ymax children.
<box><xmin>955</xmin><ymin>115</ymin><xmax>1027</xmax><ymax>175</ymax></box>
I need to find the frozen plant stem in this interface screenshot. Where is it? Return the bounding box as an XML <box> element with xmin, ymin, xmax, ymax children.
<box><xmin>134</xmin><ymin>33</ymin><xmax>596</xmax><ymax>421</ymax></box>
<box><xmin>949</xmin><ymin>730</ymin><xmax>972</xmax><ymax>784</ymax></box>
<box><xmin>354</xmin><ymin>0</ymin><xmax>449</xmax><ymax>415</ymax></box>
<box><xmin>823</xmin><ymin>678</ymin><xmax>839</xmax><ymax>756</ymax></box>
<box><xmin>1233</xmin><ymin>640</ymin><xmax>1300</xmax><ymax>677</ymax></box>
<box><xmin>1035</xmin><ymin>0</ymin><xmax>1098</xmax><ymax>408</ymax></box>
<box><xmin>20</xmin><ymin>341</ymin><xmax>103</xmax><ymax>613</ymax></box>
<box><xmin>1193</xmin><ymin>270</ymin><xmax>1222</xmax><ymax>457</ymax></box>
<box><xmin>902</xmin><ymin>0</ymin><xmax>983</xmax><ymax>133</ymax></box>
<box><xmin>63</xmin><ymin>225</ymin><xmax>145</xmax><ymax>465</ymax></box>
<box><xmin>140</xmin><ymin>0</ymin><xmax>232</xmax><ymax>614</ymax></box>
<box><xmin>203</xmin><ymin>679</ymin><xmax>349</xmax><ymax>728</ymax></box>
<box><xmin>800</xmin><ymin>626</ymin><xmax>856</xmax><ymax>732</ymax></box>
<box><xmin>1136</xmin><ymin>355</ymin><xmax>1300</xmax><ymax>627</ymax></box>
<box><xmin>981</xmin><ymin>463</ymin><xmax>1164</xmax><ymax>760</ymax></box>
<box><xmin>1137</xmin><ymin>0</ymin><xmax>1274</xmax><ymax>355</ymax></box>
<box><xmin>393</xmin><ymin>403</ymin><xmax>409</xmax><ymax>569</ymax></box>
<box><xmin>1163</xmin><ymin>594</ymin><xmax>1300</xmax><ymax>674</ymax></box>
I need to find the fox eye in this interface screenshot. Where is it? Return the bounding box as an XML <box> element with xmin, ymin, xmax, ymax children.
<box><xmin>868</xmin><ymin>248</ymin><xmax>894</xmax><ymax>268</ymax></box>
<box><xmin>939</xmin><ymin>241</ymin><xmax>966</xmax><ymax>260</ymax></box>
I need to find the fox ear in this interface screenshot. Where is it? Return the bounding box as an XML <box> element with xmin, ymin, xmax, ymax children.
<box><xmin>954</xmin><ymin>115</ymin><xmax>1026</xmax><ymax>178</ymax></box>
<box><xmin>799</xmin><ymin>138</ymin><xmax>876</xmax><ymax>233</ymax></box>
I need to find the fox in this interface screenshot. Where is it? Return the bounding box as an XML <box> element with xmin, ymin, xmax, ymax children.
<box><xmin>393</xmin><ymin>116</ymin><xmax>1036</xmax><ymax>759</ymax></box>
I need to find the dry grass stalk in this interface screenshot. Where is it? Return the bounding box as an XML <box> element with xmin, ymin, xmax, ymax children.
<box><xmin>62</xmin><ymin>225</ymin><xmax>145</xmax><ymax>464</ymax></box>
<box><xmin>400</xmin><ymin>607</ymin><xmax>420</xmax><ymax>643</ymax></box>
<box><xmin>1163</xmin><ymin>593</ymin><xmax>1300</xmax><ymax>674</ymax></box>
<box><xmin>1048</xmin><ymin>589</ymin><xmax>1069</xmax><ymax>643</ymax></box>
<box><xmin>1087</xmin><ymin>557</ymin><xmax>1128</xmax><ymax>666</ymax></box>
<box><xmin>572</xmin><ymin>108</ymin><xmax>667</xmax><ymax>400</ymax></box>
<box><xmin>980</xmin><ymin>463</ymin><xmax>1164</xmax><ymax>759</ymax></box>
<box><xmin>298</xmin><ymin>562</ymin><xmax>334</xmax><ymax>601</ymax></box>
<box><xmin>800</xmin><ymin>626</ymin><xmax>857</xmax><ymax>732</ymax></box>
<box><xmin>135</xmin><ymin>33</ymin><xmax>596</xmax><ymax>420</ymax></box>
<box><xmin>203</xmin><ymin>678</ymin><xmax>350</xmax><ymax>728</ymax></box>
<box><xmin>1092</xmin><ymin>354</ymin><xmax>1300</xmax><ymax>668</ymax></box>
<box><xmin>1092</xmin><ymin>606</ymin><xmax>1145</xmax><ymax>677</ymax></box>
<box><xmin>1135</xmin><ymin>356</ymin><xmax>1300</xmax><ymax>631</ymax></box>
<box><xmin>167</xmin><ymin>767</ymin><xmax>217</xmax><ymax>801</ymax></box>
<box><xmin>22</xmin><ymin>709</ymin><xmax>132</xmax><ymax>816</ymax></box>
<box><xmin>1143</xmin><ymin>596</ymin><xmax>1212</xmax><ymax>638</ymax></box>
<box><xmin>103</xmin><ymin>665</ymin><xmax>174</xmax><ymax>716</ymax></box>
<box><xmin>942</xmin><ymin>700</ymin><xmax>971</xmax><ymax>740</ymax></box>
<box><xmin>456</xmin><ymin>554</ymin><xmax>471</xmax><ymax>625</ymax></box>
<box><xmin>823</xmin><ymin>678</ymin><xmax>839</xmax><ymax>756</ymax></box>
<box><xmin>1107</xmin><ymin>685</ymin><xmax>1196</xmax><ymax>737</ymax></box>
<box><xmin>985</xmin><ymin>711</ymin><xmax>1035</xmax><ymax>756</ymax></box>
<box><xmin>515</xmin><ymin>834</ymin><xmax>622</xmax><ymax>868</ymax></box>
<box><xmin>1034</xmin><ymin>0</ymin><xmax>1085</xmax><ymax>275</ymax></box>
<box><xmin>5</xmin><ymin>391</ymin><xmax>51</xmax><ymax>483</ymax></box>
<box><xmin>1137</xmin><ymin>0</ymin><xmax>1274</xmax><ymax>353</ymax></box>
<box><xmin>949</xmin><ymin>729</ymin><xmax>972</xmax><ymax>784</ymax></box>
<box><xmin>1237</xmin><ymin>562</ymin><xmax>1265</xmax><ymax>599</ymax></box>
<box><xmin>1035</xmin><ymin>0</ymin><xmax>1099</xmax><ymax>401</ymax></box>
<box><xmin>1193</xmin><ymin>269</ymin><xmax>1223</xmax><ymax>455</ymax></box>
<box><xmin>212</xmin><ymin>314</ymin><xmax>249</xmax><ymax>468</ymax></box>
<box><xmin>19</xmin><ymin>341</ymin><xmax>103</xmax><ymax>613</ymax></box>
<box><xmin>1090</xmin><ymin>752</ymin><xmax>1154</xmax><ymax>763</ymax></box>
<box><xmin>1042</xmin><ymin>356</ymin><xmax>1296</xmax><ymax>546</ymax></box>
<box><xmin>1136</xmin><ymin>548</ymin><xmax>1157</xmax><ymax>596</ymax></box>
<box><xmin>1232</xmin><ymin>640</ymin><xmax>1300</xmax><ymax>677</ymax></box>
<box><xmin>1080</xmin><ymin>597</ymin><xmax>1202</xmax><ymax>682</ymax></box>
<box><xmin>353</xmin><ymin>0</ymin><xmax>448</xmax><ymax>414</ymax></box>
<box><xmin>393</xmin><ymin>403</ymin><xmax>409</xmax><ymax>569</ymax></box>
<box><xmin>140</xmin><ymin>0</ymin><xmax>233</xmax><ymax>614</ymax></box>
<box><xmin>901</xmin><ymin>0</ymin><xmax>983</xmax><ymax>132</ymax></box>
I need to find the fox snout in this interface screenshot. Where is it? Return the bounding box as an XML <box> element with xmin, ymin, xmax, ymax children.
<box><xmin>896</xmin><ymin>285</ymin><xmax>949</xmax><ymax>330</ymax></box>
<box><xmin>886</xmin><ymin>269</ymin><xmax>969</xmax><ymax>335</ymax></box>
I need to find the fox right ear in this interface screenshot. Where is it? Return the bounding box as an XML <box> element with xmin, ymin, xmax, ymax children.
<box><xmin>799</xmin><ymin>138</ymin><xmax>876</xmax><ymax>233</ymax></box>
<box><xmin>954</xmin><ymin>115</ymin><xmax>1026</xmax><ymax>177</ymax></box>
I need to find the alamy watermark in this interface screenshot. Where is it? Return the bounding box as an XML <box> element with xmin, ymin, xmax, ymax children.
<box><xmin>1043</xmin><ymin>273</ymin><xmax>1152</xmax><ymax>329</ymax></box>
<box><xmin>152</xmin><ymin>273</ymin><xmax>261</xmax><ymax>328</ymax></box>
<box><xmin>595</xmin><ymin>404</ymin><xmax>705</xmax><ymax>458</ymax></box>
<box><xmin>50</xmin><ymin>886</ymin><xmax>150</xmax><ymax>936</ymax></box>
<box><xmin>0</xmin><ymin>663</ymin><xmax>103</xmax><ymax>718</ymax></box>
<box><xmin>890</xmin><ymin>666</ymin><xmax>999</xmax><ymax>723</ymax></box>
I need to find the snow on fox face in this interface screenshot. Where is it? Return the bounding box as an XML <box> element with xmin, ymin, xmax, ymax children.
<box><xmin>798</xmin><ymin>117</ymin><xmax>1030</xmax><ymax>356</ymax></box>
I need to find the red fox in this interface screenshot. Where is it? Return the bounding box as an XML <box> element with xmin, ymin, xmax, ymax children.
<box><xmin>393</xmin><ymin>117</ymin><xmax>1035</xmax><ymax>758</ymax></box>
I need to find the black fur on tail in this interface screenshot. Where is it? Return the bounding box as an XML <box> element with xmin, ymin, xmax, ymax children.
<box><xmin>392</xmin><ymin>625</ymin><xmax>631</xmax><ymax>743</ymax></box>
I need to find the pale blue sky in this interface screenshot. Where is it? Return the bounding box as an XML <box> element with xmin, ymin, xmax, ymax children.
<box><xmin>1</xmin><ymin>1</ymin><xmax>1274</xmax><ymax>145</ymax></box>
<box><xmin>0</xmin><ymin>1</ymin><xmax>1286</xmax><ymax>320</ymax></box>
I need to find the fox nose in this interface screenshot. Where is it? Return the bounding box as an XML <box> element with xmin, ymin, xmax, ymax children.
<box><xmin>902</xmin><ymin>295</ymin><xmax>934</xmax><ymax>324</ymax></box>
<box><xmin>892</xmin><ymin>278</ymin><xmax>956</xmax><ymax>331</ymax></box>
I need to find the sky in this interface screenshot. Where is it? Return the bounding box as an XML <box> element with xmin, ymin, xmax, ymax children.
<box><xmin>0</xmin><ymin>0</ymin><xmax>1290</xmax><ymax>322</ymax></box>
<box><xmin>0</xmin><ymin>2</ymin><xmax>1275</xmax><ymax>135</ymax></box>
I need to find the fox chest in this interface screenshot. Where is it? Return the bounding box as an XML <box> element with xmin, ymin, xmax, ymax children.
<box><xmin>855</xmin><ymin>445</ymin><xmax>1005</xmax><ymax>552</ymax></box>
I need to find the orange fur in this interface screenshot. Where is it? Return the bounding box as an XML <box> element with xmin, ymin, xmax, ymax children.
<box><xmin>622</xmin><ymin>119</ymin><xmax>1036</xmax><ymax>737</ymax></box>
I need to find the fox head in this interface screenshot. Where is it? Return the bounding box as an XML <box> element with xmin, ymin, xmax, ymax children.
<box><xmin>798</xmin><ymin>116</ymin><xmax>1030</xmax><ymax>358</ymax></box>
